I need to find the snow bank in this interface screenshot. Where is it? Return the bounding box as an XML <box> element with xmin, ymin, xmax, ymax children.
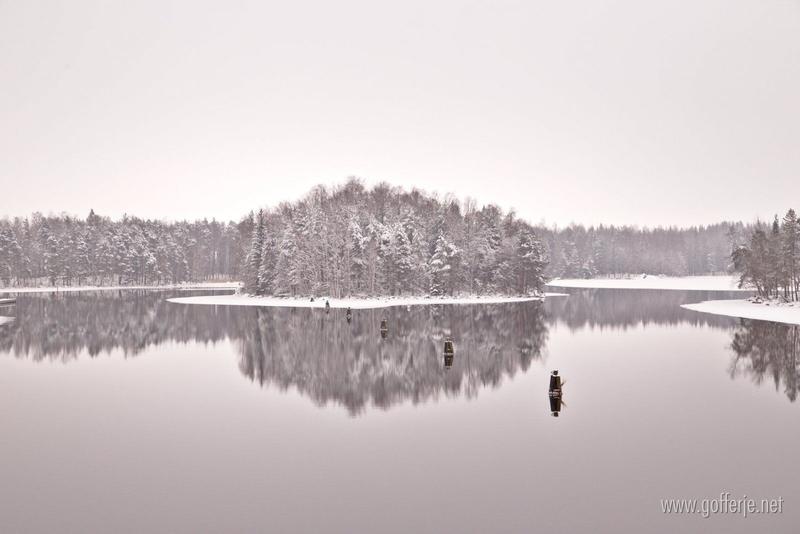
<box><xmin>681</xmin><ymin>299</ymin><xmax>800</xmax><ymax>326</ymax></box>
<box><xmin>546</xmin><ymin>275</ymin><xmax>748</xmax><ymax>292</ymax></box>
<box><xmin>167</xmin><ymin>293</ymin><xmax>563</xmax><ymax>310</ymax></box>
<box><xmin>0</xmin><ymin>282</ymin><xmax>242</xmax><ymax>295</ymax></box>
<box><xmin>0</xmin><ymin>316</ymin><xmax>14</xmax><ymax>326</ymax></box>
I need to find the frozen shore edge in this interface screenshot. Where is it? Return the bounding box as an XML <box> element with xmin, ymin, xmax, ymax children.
<box><xmin>681</xmin><ymin>299</ymin><xmax>800</xmax><ymax>326</ymax></box>
<box><xmin>0</xmin><ymin>282</ymin><xmax>242</xmax><ymax>295</ymax></box>
<box><xmin>167</xmin><ymin>293</ymin><xmax>568</xmax><ymax>310</ymax></box>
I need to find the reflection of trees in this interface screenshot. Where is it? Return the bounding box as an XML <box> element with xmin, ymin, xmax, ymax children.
<box><xmin>730</xmin><ymin>320</ymin><xmax>800</xmax><ymax>402</ymax></box>
<box><xmin>546</xmin><ymin>289</ymin><xmax>742</xmax><ymax>330</ymax></box>
<box><xmin>0</xmin><ymin>291</ymin><xmax>548</xmax><ymax>414</ymax></box>
<box><xmin>0</xmin><ymin>290</ymin><xmax>243</xmax><ymax>361</ymax></box>
<box><xmin>237</xmin><ymin>303</ymin><xmax>548</xmax><ymax>414</ymax></box>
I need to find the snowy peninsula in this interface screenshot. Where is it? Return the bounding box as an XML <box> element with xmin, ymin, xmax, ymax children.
<box><xmin>167</xmin><ymin>293</ymin><xmax>566</xmax><ymax>310</ymax></box>
<box><xmin>682</xmin><ymin>299</ymin><xmax>800</xmax><ymax>326</ymax></box>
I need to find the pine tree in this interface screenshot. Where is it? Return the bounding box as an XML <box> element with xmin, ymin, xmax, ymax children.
<box><xmin>781</xmin><ymin>209</ymin><xmax>800</xmax><ymax>300</ymax></box>
<box><xmin>244</xmin><ymin>210</ymin><xmax>265</xmax><ymax>293</ymax></box>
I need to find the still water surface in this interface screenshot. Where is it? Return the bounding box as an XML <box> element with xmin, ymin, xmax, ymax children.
<box><xmin>0</xmin><ymin>289</ymin><xmax>797</xmax><ymax>533</ymax></box>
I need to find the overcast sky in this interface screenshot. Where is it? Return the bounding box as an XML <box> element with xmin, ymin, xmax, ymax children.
<box><xmin>1</xmin><ymin>0</ymin><xmax>799</xmax><ymax>227</ymax></box>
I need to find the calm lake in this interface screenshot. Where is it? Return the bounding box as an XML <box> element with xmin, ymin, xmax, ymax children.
<box><xmin>0</xmin><ymin>289</ymin><xmax>797</xmax><ymax>533</ymax></box>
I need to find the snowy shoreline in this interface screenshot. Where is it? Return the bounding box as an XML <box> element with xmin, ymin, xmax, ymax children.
<box><xmin>0</xmin><ymin>282</ymin><xmax>242</xmax><ymax>295</ymax></box>
<box><xmin>167</xmin><ymin>293</ymin><xmax>567</xmax><ymax>310</ymax></box>
<box><xmin>546</xmin><ymin>275</ymin><xmax>749</xmax><ymax>292</ymax></box>
<box><xmin>681</xmin><ymin>299</ymin><xmax>800</xmax><ymax>326</ymax></box>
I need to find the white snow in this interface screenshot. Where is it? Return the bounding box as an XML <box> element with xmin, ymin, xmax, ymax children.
<box><xmin>546</xmin><ymin>275</ymin><xmax>748</xmax><ymax>292</ymax></box>
<box><xmin>681</xmin><ymin>299</ymin><xmax>800</xmax><ymax>326</ymax></box>
<box><xmin>167</xmin><ymin>293</ymin><xmax>565</xmax><ymax>310</ymax></box>
<box><xmin>0</xmin><ymin>282</ymin><xmax>242</xmax><ymax>295</ymax></box>
<box><xmin>0</xmin><ymin>316</ymin><xmax>14</xmax><ymax>326</ymax></box>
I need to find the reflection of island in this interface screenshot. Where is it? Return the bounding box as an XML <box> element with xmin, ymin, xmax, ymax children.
<box><xmin>0</xmin><ymin>291</ymin><xmax>548</xmax><ymax>414</ymax></box>
<box><xmin>236</xmin><ymin>304</ymin><xmax>548</xmax><ymax>414</ymax></box>
<box><xmin>6</xmin><ymin>289</ymin><xmax>796</xmax><ymax>410</ymax></box>
<box><xmin>729</xmin><ymin>320</ymin><xmax>799</xmax><ymax>402</ymax></box>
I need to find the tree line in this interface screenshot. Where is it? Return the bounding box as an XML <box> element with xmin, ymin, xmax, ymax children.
<box><xmin>540</xmin><ymin>222</ymin><xmax>742</xmax><ymax>279</ymax></box>
<box><xmin>3</xmin><ymin>179</ymin><xmax>779</xmax><ymax>294</ymax></box>
<box><xmin>242</xmin><ymin>179</ymin><xmax>548</xmax><ymax>297</ymax></box>
<box><xmin>0</xmin><ymin>210</ymin><xmax>245</xmax><ymax>286</ymax></box>
<box><xmin>731</xmin><ymin>209</ymin><xmax>800</xmax><ymax>300</ymax></box>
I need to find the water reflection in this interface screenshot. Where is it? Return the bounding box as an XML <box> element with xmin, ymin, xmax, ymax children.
<box><xmin>2</xmin><ymin>288</ymin><xmax>798</xmax><ymax>411</ymax></box>
<box><xmin>730</xmin><ymin>320</ymin><xmax>800</xmax><ymax>402</ymax></box>
<box><xmin>547</xmin><ymin>288</ymin><xmax>744</xmax><ymax>330</ymax></box>
<box><xmin>0</xmin><ymin>291</ymin><xmax>548</xmax><ymax>414</ymax></box>
<box><xmin>236</xmin><ymin>304</ymin><xmax>548</xmax><ymax>414</ymax></box>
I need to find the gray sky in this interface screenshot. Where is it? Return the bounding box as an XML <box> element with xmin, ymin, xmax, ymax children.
<box><xmin>1</xmin><ymin>0</ymin><xmax>799</xmax><ymax>227</ymax></box>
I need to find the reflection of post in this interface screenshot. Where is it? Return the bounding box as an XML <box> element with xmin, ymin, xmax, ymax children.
<box><xmin>548</xmin><ymin>370</ymin><xmax>563</xmax><ymax>417</ymax></box>
<box><xmin>443</xmin><ymin>338</ymin><xmax>454</xmax><ymax>369</ymax></box>
<box><xmin>549</xmin><ymin>395</ymin><xmax>562</xmax><ymax>417</ymax></box>
<box><xmin>380</xmin><ymin>317</ymin><xmax>388</xmax><ymax>339</ymax></box>
<box><xmin>346</xmin><ymin>307</ymin><xmax>352</xmax><ymax>324</ymax></box>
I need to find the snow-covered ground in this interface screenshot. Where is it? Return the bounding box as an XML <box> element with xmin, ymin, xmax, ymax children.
<box><xmin>0</xmin><ymin>316</ymin><xmax>14</xmax><ymax>326</ymax></box>
<box><xmin>167</xmin><ymin>293</ymin><xmax>566</xmax><ymax>310</ymax></box>
<box><xmin>546</xmin><ymin>275</ymin><xmax>748</xmax><ymax>292</ymax></box>
<box><xmin>0</xmin><ymin>282</ymin><xmax>242</xmax><ymax>295</ymax></box>
<box><xmin>682</xmin><ymin>299</ymin><xmax>800</xmax><ymax>326</ymax></box>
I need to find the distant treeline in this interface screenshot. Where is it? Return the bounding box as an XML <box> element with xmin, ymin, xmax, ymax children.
<box><xmin>242</xmin><ymin>179</ymin><xmax>548</xmax><ymax>297</ymax></box>
<box><xmin>0</xmin><ymin>178</ymin><xmax>773</xmax><ymax>292</ymax></box>
<box><xmin>732</xmin><ymin>209</ymin><xmax>800</xmax><ymax>300</ymax></box>
<box><xmin>539</xmin><ymin>222</ymin><xmax>744</xmax><ymax>279</ymax></box>
<box><xmin>0</xmin><ymin>210</ymin><xmax>245</xmax><ymax>286</ymax></box>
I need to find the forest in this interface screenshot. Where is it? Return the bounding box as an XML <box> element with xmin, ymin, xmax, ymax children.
<box><xmin>242</xmin><ymin>179</ymin><xmax>547</xmax><ymax>297</ymax></box>
<box><xmin>731</xmin><ymin>209</ymin><xmax>800</xmax><ymax>301</ymax></box>
<box><xmin>541</xmin><ymin>222</ymin><xmax>742</xmax><ymax>279</ymax></box>
<box><xmin>0</xmin><ymin>210</ymin><xmax>244</xmax><ymax>286</ymax></box>
<box><xmin>0</xmin><ymin>178</ymin><xmax>771</xmax><ymax>295</ymax></box>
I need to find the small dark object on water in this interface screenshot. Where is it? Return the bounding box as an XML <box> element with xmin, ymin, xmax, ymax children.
<box><xmin>548</xmin><ymin>370</ymin><xmax>562</xmax><ymax>397</ymax></box>
<box><xmin>346</xmin><ymin>307</ymin><xmax>352</xmax><ymax>323</ymax></box>
<box><xmin>548</xmin><ymin>371</ymin><xmax>564</xmax><ymax>417</ymax></box>
<box><xmin>443</xmin><ymin>338</ymin><xmax>455</xmax><ymax>369</ymax></box>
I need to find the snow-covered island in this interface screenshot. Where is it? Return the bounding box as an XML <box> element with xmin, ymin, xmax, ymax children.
<box><xmin>682</xmin><ymin>298</ymin><xmax>800</xmax><ymax>326</ymax></box>
<box><xmin>546</xmin><ymin>275</ymin><xmax>749</xmax><ymax>292</ymax></box>
<box><xmin>167</xmin><ymin>293</ymin><xmax>567</xmax><ymax>310</ymax></box>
